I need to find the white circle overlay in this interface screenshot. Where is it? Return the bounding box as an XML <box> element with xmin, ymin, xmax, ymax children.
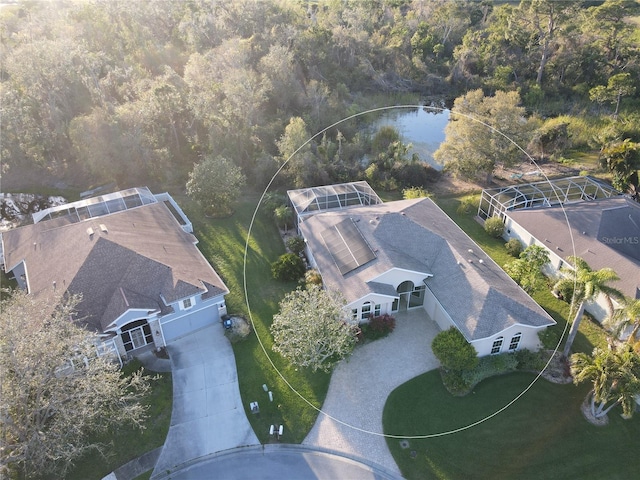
<box><xmin>243</xmin><ymin>104</ymin><xmax>577</xmax><ymax>439</ymax></box>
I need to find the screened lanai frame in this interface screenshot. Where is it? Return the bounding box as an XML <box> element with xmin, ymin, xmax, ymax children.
<box><xmin>287</xmin><ymin>181</ymin><xmax>383</xmax><ymax>225</ymax></box>
<box><xmin>478</xmin><ymin>176</ymin><xmax>620</xmax><ymax>220</ymax></box>
<box><xmin>32</xmin><ymin>187</ymin><xmax>158</xmax><ymax>224</ymax></box>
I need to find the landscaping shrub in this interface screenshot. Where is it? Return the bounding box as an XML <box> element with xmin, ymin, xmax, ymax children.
<box><xmin>366</xmin><ymin>314</ymin><xmax>396</xmax><ymax>340</ymax></box>
<box><xmin>304</xmin><ymin>269</ymin><xmax>323</xmax><ymax>287</ymax></box>
<box><xmin>484</xmin><ymin>216</ymin><xmax>505</xmax><ymax>238</ymax></box>
<box><xmin>432</xmin><ymin>327</ymin><xmax>479</xmax><ymax>371</ymax></box>
<box><xmin>271</xmin><ymin>253</ymin><xmax>305</xmax><ymax>281</ymax></box>
<box><xmin>456</xmin><ymin>195</ymin><xmax>479</xmax><ymax>215</ymax></box>
<box><xmin>440</xmin><ymin>369</ymin><xmax>472</xmax><ymax>396</ymax></box>
<box><xmin>461</xmin><ymin>353</ymin><xmax>518</xmax><ymax>390</ymax></box>
<box><xmin>515</xmin><ymin>348</ymin><xmax>547</xmax><ymax>371</ymax></box>
<box><xmin>505</xmin><ymin>238</ymin><xmax>523</xmax><ymax>257</ymax></box>
<box><xmin>286</xmin><ymin>236</ymin><xmax>306</xmax><ymax>256</ymax></box>
<box><xmin>538</xmin><ymin>325</ymin><xmax>562</xmax><ymax>350</ymax></box>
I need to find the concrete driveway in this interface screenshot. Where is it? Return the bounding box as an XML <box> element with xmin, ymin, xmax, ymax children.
<box><xmin>303</xmin><ymin>309</ymin><xmax>441</xmax><ymax>475</ymax></box>
<box><xmin>151</xmin><ymin>324</ymin><xmax>259</xmax><ymax>478</ymax></box>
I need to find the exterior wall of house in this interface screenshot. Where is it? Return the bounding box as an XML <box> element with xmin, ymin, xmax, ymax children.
<box><xmin>8</xmin><ymin>261</ymin><xmax>27</xmax><ymax>290</ymax></box>
<box><xmin>148</xmin><ymin>317</ymin><xmax>164</xmax><ymax>348</ymax></box>
<box><xmin>422</xmin><ymin>286</ymin><xmax>456</xmax><ymax>332</ymax></box>
<box><xmin>159</xmin><ymin>293</ymin><xmax>226</xmax><ymax>342</ymax></box>
<box><xmin>471</xmin><ymin>324</ymin><xmax>542</xmax><ymax>357</ymax></box>
<box><xmin>346</xmin><ymin>293</ymin><xmax>397</xmax><ymax>322</ymax></box>
<box><xmin>113</xmin><ymin>334</ymin><xmax>128</xmax><ymax>359</ymax></box>
<box><xmin>503</xmin><ymin>217</ymin><xmax>615</xmax><ymax>322</ymax></box>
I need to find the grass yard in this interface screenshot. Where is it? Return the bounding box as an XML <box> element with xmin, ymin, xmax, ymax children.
<box><xmin>183</xmin><ymin>191</ymin><xmax>331</xmax><ymax>444</ymax></box>
<box><xmin>383</xmin><ymin>370</ymin><xmax>640</xmax><ymax>480</ymax></box>
<box><xmin>66</xmin><ymin>366</ymin><xmax>172</xmax><ymax>480</ymax></box>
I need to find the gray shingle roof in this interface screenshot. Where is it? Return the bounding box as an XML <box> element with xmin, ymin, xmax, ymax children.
<box><xmin>300</xmin><ymin>197</ymin><xmax>555</xmax><ymax>341</ymax></box>
<box><xmin>2</xmin><ymin>201</ymin><xmax>228</xmax><ymax>333</ymax></box>
<box><xmin>506</xmin><ymin>196</ymin><xmax>640</xmax><ymax>299</ymax></box>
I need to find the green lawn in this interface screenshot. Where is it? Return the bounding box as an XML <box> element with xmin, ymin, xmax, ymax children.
<box><xmin>66</xmin><ymin>366</ymin><xmax>172</xmax><ymax>480</ymax></box>
<box><xmin>384</xmin><ymin>370</ymin><xmax>640</xmax><ymax>480</ymax></box>
<box><xmin>183</xmin><ymin>192</ymin><xmax>331</xmax><ymax>443</ymax></box>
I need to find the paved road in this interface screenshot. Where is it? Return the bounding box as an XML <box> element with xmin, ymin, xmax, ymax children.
<box><xmin>151</xmin><ymin>445</ymin><xmax>401</xmax><ymax>480</ymax></box>
<box><xmin>151</xmin><ymin>324</ymin><xmax>259</xmax><ymax>478</ymax></box>
<box><xmin>303</xmin><ymin>309</ymin><xmax>441</xmax><ymax>474</ymax></box>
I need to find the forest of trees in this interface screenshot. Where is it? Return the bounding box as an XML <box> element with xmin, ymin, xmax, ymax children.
<box><xmin>1</xmin><ymin>0</ymin><xmax>638</xmax><ymax>193</ymax></box>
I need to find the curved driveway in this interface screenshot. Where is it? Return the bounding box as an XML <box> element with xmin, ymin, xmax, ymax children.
<box><xmin>303</xmin><ymin>309</ymin><xmax>441</xmax><ymax>475</ymax></box>
<box><xmin>151</xmin><ymin>324</ymin><xmax>259</xmax><ymax>478</ymax></box>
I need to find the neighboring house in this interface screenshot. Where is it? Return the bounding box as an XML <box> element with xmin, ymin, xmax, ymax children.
<box><xmin>1</xmin><ymin>188</ymin><xmax>229</xmax><ymax>363</ymax></box>
<box><xmin>289</xmin><ymin>183</ymin><xmax>555</xmax><ymax>357</ymax></box>
<box><xmin>503</xmin><ymin>196</ymin><xmax>640</xmax><ymax>322</ymax></box>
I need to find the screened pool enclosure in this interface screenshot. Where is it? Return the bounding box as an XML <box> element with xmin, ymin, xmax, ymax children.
<box><xmin>478</xmin><ymin>176</ymin><xmax>619</xmax><ymax>220</ymax></box>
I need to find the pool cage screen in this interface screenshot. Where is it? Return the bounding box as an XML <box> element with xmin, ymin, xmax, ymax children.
<box><xmin>478</xmin><ymin>176</ymin><xmax>619</xmax><ymax>220</ymax></box>
<box><xmin>288</xmin><ymin>181</ymin><xmax>383</xmax><ymax>224</ymax></box>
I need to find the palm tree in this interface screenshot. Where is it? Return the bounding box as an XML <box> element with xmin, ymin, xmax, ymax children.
<box><xmin>571</xmin><ymin>344</ymin><xmax>640</xmax><ymax>419</ymax></box>
<box><xmin>605</xmin><ymin>298</ymin><xmax>640</xmax><ymax>345</ymax></box>
<box><xmin>274</xmin><ymin>205</ymin><xmax>293</xmax><ymax>233</ymax></box>
<box><xmin>553</xmin><ymin>256</ymin><xmax>622</xmax><ymax>358</ymax></box>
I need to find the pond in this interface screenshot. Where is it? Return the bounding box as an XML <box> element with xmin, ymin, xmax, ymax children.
<box><xmin>371</xmin><ymin>106</ymin><xmax>449</xmax><ymax>170</ymax></box>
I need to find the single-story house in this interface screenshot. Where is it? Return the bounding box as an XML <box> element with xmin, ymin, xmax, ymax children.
<box><xmin>503</xmin><ymin>195</ymin><xmax>640</xmax><ymax>322</ymax></box>
<box><xmin>1</xmin><ymin>187</ymin><xmax>229</xmax><ymax>363</ymax></box>
<box><xmin>289</xmin><ymin>183</ymin><xmax>556</xmax><ymax>357</ymax></box>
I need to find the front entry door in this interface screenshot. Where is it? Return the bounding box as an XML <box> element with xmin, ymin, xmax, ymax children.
<box><xmin>122</xmin><ymin>320</ymin><xmax>154</xmax><ymax>352</ymax></box>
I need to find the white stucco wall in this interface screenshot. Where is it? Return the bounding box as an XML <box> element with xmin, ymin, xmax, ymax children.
<box><xmin>423</xmin><ymin>286</ymin><xmax>455</xmax><ymax>331</ymax></box>
<box><xmin>471</xmin><ymin>324</ymin><xmax>543</xmax><ymax>357</ymax></box>
<box><xmin>347</xmin><ymin>293</ymin><xmax>397</xmax><ymax>321</ymax></box>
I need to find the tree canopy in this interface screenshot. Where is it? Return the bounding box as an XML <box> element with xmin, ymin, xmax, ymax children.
<box><xmin>270</xmin><ymin>285</ymin><xmax>357</xmax><ymax>372</ymax></box>
<box><xmin>553</xmin><ymin>256</ymin><xmax>623</xmax><ymax>358</ymax></box>
<box><xmin>571</xmin><ymin>344</ymin><xmax>640</xmax><ymax>420</ymax></box>
<box><xmin>186</xmin><ymin>155</ymin><xmax>246</xmax><ymax>216</ymax></box>
<box><xmin>0</xmin><ymin>291</ymin><xmax>152</xmax><ymax>479</ymax></box>
<box><xmin>433</xmin><ymin>89</ymin><xmax>531</xmax><ymax>182</ymax></box>
<box><xmin>504</xmin><ymin>244</ymin><xmax>550</xmax><ymax>294</ymax></box>
<box><xmin>1</xmin><ymin>0</ymin><xmax>638</xmax><ymax>192</ymax></box>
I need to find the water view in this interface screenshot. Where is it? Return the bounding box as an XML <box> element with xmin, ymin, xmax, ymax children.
<box><xmin>372</xmin><ymin>106</ymin><xmax>450</xmax><ymax>170</ymax></box>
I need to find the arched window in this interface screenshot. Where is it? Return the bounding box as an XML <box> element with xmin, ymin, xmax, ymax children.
<box><xmin>491</xmin><ymin>336</ymin><xmax>503</xmax><ymax>355</ymax></box>
<box><xmin>509</xmin><ymin>333</ymin><xmax>522</xmax><ymax>351</ymax></box>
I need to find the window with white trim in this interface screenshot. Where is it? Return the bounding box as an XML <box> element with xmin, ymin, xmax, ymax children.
<box><xmin>182</xmin><ymin>297</ymin><xmax>193</xmax><ymax>310</ymax></box>
<box><xmin>361</xmin><ymin>302</ymin><xmax>372</xmax><ymax>320</ymax></box>
<box><xmin>509</xmin><ymin>333</ymin><xmax>522</xmax><ymax>351</ymax></box>
<box><xmin>351</xmin><ymin>308</ymin><xmax>358</xmax><ymax>321</ymax></box>
<box><xmin>491</xmin><ymin>337</ymin><xmax>503</xmax><ymax>355</ymax></box>
<box><xmin>374</xmin><ymin>304</ymin><xmax>381</xmax><ymax>317</ymax></box>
